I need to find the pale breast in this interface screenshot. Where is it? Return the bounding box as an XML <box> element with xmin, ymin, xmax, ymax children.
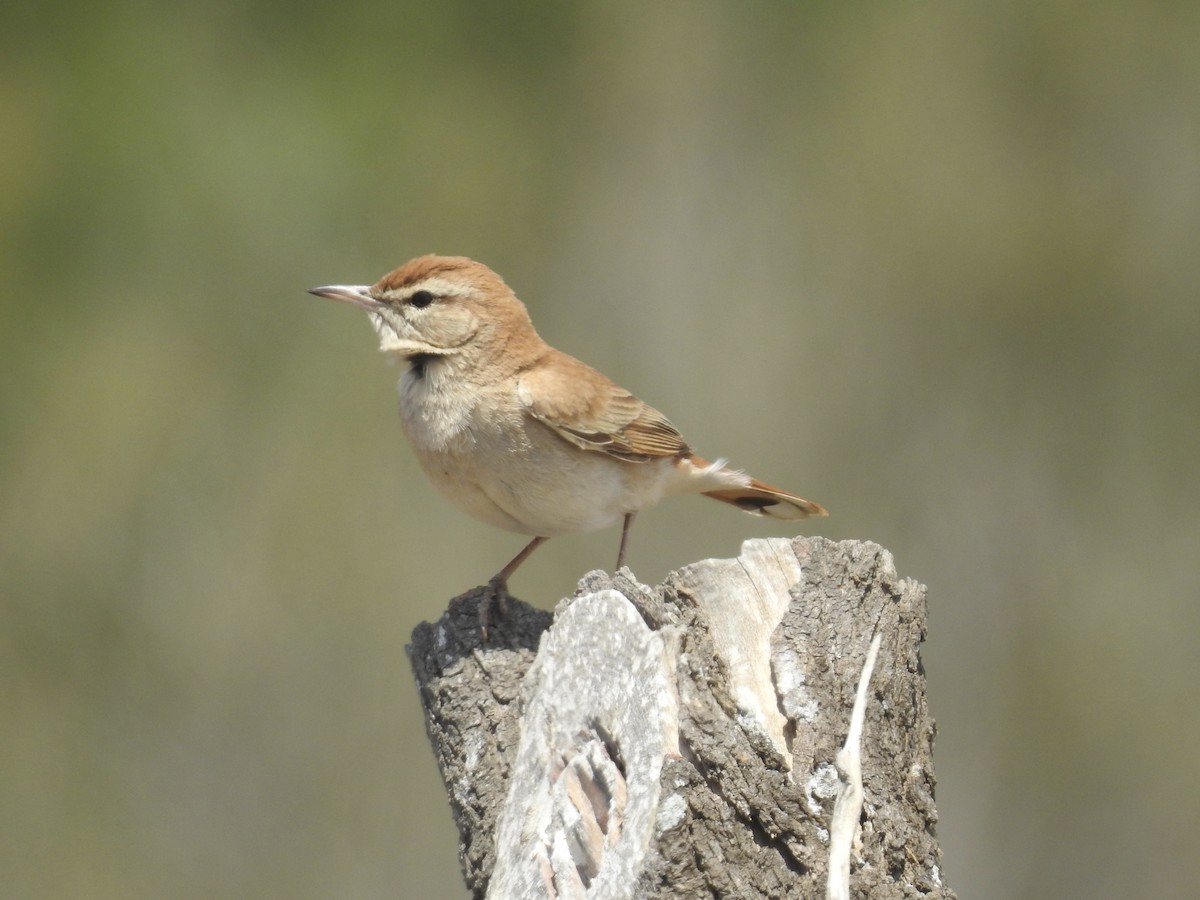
<box><xmin>395</xmin><ymin>365</ymin><xmax>673</xmax><ymax>536</ymax></box>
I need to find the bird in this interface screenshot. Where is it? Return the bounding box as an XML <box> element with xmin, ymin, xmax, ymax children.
<box><xmin>309</xmin><ymin>255</ymin><xmax>826</xmax><ymax>635</ymax></box>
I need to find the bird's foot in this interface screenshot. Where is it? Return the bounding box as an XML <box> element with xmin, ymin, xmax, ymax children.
<box><xmin>478</xmin><ymin>574</ymin><xmax>510</xmax><ymax>643</ymax></box>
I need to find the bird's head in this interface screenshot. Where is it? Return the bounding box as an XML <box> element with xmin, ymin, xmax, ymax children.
<box><xmin>309</xmin><ymin>255</ymin><xmax>537</xmax><ymax>367</ymax></box>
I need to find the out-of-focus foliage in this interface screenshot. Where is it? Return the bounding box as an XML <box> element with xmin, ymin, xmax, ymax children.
<box><xmin>3</xmin><ymin>2</ymin><xmax>1197</xmax><ymax>897</ymax></box>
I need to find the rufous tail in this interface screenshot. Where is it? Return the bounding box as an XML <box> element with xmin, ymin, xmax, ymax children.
<box><xmin>686</xmin><ymin>452</ymin><xmax>825</xmax><ymax>520</ymax></box>
<box><xmin>703</xmin><ymin>480</ymin><xmax>827</xmax><ymax>520</ymax></box>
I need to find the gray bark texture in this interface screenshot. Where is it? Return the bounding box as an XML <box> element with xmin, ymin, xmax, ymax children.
<box><xmin>407</xmin><ymin>536</ymin><xmax>955</xmax><ymax>900</ymax></box>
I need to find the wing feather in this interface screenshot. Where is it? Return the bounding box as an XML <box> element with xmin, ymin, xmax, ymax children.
<box><xmin>519</xmin><ymin>351</ymin><xmax>689</xmax><ymax>462</ymax></box>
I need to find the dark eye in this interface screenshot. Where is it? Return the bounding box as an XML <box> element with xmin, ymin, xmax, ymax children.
<box><xmin>409</xmin><ymin>290</ymin><xmax>434</xmax><ymax>308</ymax></box>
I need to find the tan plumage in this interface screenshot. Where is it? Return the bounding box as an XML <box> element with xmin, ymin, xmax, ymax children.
<box><xmin>521</xmin><ymin>349</ymin><xmax>688</xmax><ymax>461</ymax></box>
<box><xmin>310</xmin><ymin>255</ymin><xmax>825</xmax><ymax>632</ymax></box>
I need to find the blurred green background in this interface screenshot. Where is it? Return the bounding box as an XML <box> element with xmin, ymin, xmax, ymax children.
<box><xmin>3</xmin><ymin>2</ymin><xmax>1198</xmax><ymax>897</ymax></box>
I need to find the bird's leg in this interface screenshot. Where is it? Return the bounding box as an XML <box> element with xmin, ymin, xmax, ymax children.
<box><xmin>479</xmin><ymin>535</ymin><xmax>548</xmax><ymax>640</ymax></box>
<box><xmin>616</xmin><ymin>512</ymin><xmax>636</xmax><ymax>571</ymax></box>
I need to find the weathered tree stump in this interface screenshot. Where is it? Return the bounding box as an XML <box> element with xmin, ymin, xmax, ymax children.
<box><xmin>408</xmin><ymin>536</ymin><xmax>954</xmax><ymax>899</ymax></box>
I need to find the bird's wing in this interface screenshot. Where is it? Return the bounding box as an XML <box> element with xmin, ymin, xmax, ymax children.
<box><xmin>518</xmin><ymin>350</ymin><xmax>689</xmax><ymax>462</ymax></box>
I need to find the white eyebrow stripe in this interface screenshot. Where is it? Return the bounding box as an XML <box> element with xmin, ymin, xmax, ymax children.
<box><xmin>377</xmin><ymin>276</ymin><xmax>474</xmax><ymax>302</ymax></box>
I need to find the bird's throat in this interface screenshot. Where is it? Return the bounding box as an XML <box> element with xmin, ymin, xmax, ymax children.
<box><xmin>408</xmin><ymin>352</ymin><xmax>436</xmax><ymax>380</ymax></box>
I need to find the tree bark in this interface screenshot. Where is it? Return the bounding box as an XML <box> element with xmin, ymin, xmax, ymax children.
<box><xmin>408</xmin><ymin>536</ymin><xmax>955</xmax><ymax>899</ymax></box>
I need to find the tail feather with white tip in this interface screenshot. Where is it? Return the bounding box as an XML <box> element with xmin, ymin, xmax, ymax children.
<box><xmin>683</xmin><ymin>454</ymin><xmax>827</xmax><ymax>520</ymax></box>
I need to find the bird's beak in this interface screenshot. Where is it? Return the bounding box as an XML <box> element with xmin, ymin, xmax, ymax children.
<box><xmin>307</xmin><ymin>285</ymin><xmax>378</xmax><ymax>311</ymax></box>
